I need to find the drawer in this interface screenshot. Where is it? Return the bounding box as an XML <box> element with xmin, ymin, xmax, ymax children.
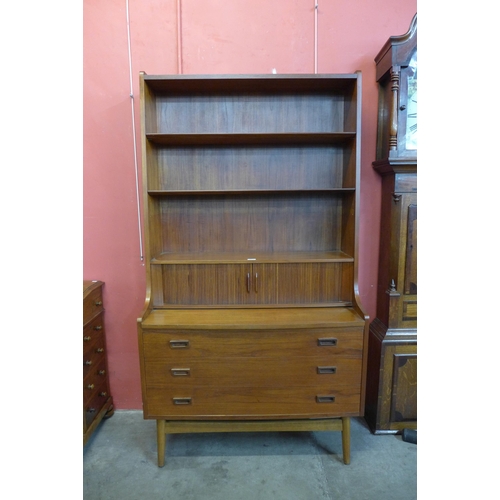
<box><xmin>142</xmin><ymin>328</ymin><xmax>364</xmax><ymax>360</ymax></box>
<box><xmin>145</xmin><ymin>357</ymin><xmax>362</xmax><ymax>388</ymax></box>
<box><xmin>145</xmin><ymin>385</ymin><xmax>361</xmax><ymax>418</ymax></box>
<box><xmin>83</xmin><ymin>336</ymin><xmax>107</xmax><ymax>378</ymax></box>
<box><xmin>84</xmin><ymin>358</ymin><xmax>109</xmax><ymax>397</ymax></box>
<box><xmin>84</xmin><ymin>379</ymin><xmax>110</xmax><ymax>428</ymax></box>
<box><xmin>83</xmin><ymin>313</ymin><xmax>105</xmax><ymax>349</ymax></box>
<box><xmin>84</xmin><ymin>286</ymin><xmax>103</xmax><ymax>324</ymax></box>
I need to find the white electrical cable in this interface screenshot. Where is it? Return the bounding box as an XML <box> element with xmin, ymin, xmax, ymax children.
<box><xmin>177</xmin><ymin>0</ymin><xmax>183</xmax><ymax>74</ymax></box>
<box><xmin>126</xmin><ymin>0</ymin><xmax>144</xmax><ymax>261</ymax></box>
<box><xmin>314</xmin><ymin>1</ymin><xmax>318</xmax><ymax>74</ymax></box>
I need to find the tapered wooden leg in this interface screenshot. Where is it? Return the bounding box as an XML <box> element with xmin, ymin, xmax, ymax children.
<box><xmin>341</xmin><ymin>417</ymin><xmax>351</xmax><ymax>465</ymax></box>
<box><xmin>157</xmin><ymin>419</ymin><xmax>166</xmax><ymax>467</ymax></box>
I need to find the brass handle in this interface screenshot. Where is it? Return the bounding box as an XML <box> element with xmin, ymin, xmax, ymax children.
<box><xmin>87</xmin><ymin>384</ymin><xmax>95</xmax><ymax>390</ymax></box>
<box><xmin>96</xmin><ymin>348</ymin><xmax>104</xmax><ymax>353</ymax></box>
<box><xmin>247</xmin><ymin>273</ymin><xmax>251</xmax><ymax>293</ymax></box>
<box><xmin>171</xmin><ymin>368</ymin><xmax>190</xmax><ymax>376</ymax></box>
<box><xmin>95</xmin><ymin>301</ymin><xmax>103</xmax><ymax>306</ymax></box>
<box><xmin>316</xmin><ymin>395</ymin><xmax>335</xmax><ymax>403</ymax></box>
<box><xmin>99</xmin><ymin>392</ymin><xmax>107</xmax><ymax>397</ymax></box>
<box><xmin>85</xmin><ymin>360</ymin><xmax>92</xmax><ymax>366</ymax></box>
<box><xmin>84</xmin><ymin>336</ymin><xmax>91</xmax><ymax>342</ymax></box>
<box><xmin>173</xmin><ymin>397</ymin><xmax>192</xmax><ymax>405</ymax></box>
<box><xmin>94</xmin><ymin>325</ymin><xmax>102</xmax><ymax>331</ymax></box>
<box><xmin>317</xmin><ymin>338</ymin><xmax>337</xmax><ymax>347</ymax></box>
<box><xmin>317</xmin><ymin>366</ymin><xmax>337</xmax><ymax>374</ymax></box>
<box><xmin>98</xmin><ymin>370</ymin><xmax>106</xmax><ymax>376</ymax></box>
<box><xmin>170</xmin><ymin>340</ymin><xmax>189</xmax><ymax>349</ymax></box>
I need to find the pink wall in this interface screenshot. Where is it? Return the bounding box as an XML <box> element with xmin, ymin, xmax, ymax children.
<box><xmin>83</xmin><ymin>0</ymin><xmax>417</xmax><ymax>409</ymax></box>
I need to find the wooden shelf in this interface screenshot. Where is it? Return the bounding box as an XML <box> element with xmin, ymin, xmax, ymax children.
<box><xmin>146</xmin><ymin>133</ymin><xmax>356</xmax><ymax>146</ymax></box>
<box><xmin>142</xmin><ymin>73</ymin><xmax>360</xmax><ymax>94</ymax></box>
<box><xmin>151</xmin><ymin>251</ymin><xmax>354</xmax><ymax>264</ymax></box>
<box><xmin>147</xmin><ymin>188</ymin><xmax>356</xmax><ymax>196</ymax></box>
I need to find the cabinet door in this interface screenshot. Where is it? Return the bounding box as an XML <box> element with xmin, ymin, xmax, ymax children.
<box><xmin>277</xmin><ymin>263</ymin><xmax>353</xmax><ymax>305</ymax></box>
<box><xmin>160</xmin><ymin>264</ymin><xmax>277</xmax><ymax>306</ymax></box>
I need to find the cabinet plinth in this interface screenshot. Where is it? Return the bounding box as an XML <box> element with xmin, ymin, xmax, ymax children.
<box><xmin>137</xmin><ymin>74</ymin><xmax>368</xmax><ymax>465</ymax></box>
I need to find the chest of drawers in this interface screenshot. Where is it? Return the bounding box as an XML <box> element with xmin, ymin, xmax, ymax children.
<box><xmin>138</xmin><ymin>307</ymin><xmax>367</xmax><ymax>466</ymax></box>
<box><xmin>84</xmin><ymin>280</ymin><xmax>114</xmax><ymax>445</ymax></box>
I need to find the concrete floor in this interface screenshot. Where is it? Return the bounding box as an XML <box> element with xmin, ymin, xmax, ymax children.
<box><xmin>83</xmin><ymin>411</ymin><xmax>416</xmax><ymax>500</ymax></box>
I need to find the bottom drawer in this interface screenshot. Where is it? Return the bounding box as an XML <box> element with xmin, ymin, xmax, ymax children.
<box><xmin>84</xmin><ymin>381</ymin><xmax>110</xmax><ymax>429</ymax></box>
<box><xmin>145</xmin><ymin>385</ymin><xmax>361</xmax><ymax>419</ymax></box>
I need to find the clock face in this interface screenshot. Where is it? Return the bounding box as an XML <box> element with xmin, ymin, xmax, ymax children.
<box><xmin>405</xmin><ymin>50</ymin><xmax>417</xmax><ymax>150</ymax></box>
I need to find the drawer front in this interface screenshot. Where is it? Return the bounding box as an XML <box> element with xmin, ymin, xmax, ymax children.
<box><xmin>83</xmin><ymin>335</ymin><xmax>107</xmax><ymax>379</ymax></box>
<box><xmin>84</xmin><ymin>358</ymin><xmax>110</xmax><ymax>402</ymax></box>
<box><xmin>84</xmin><ymin>379</ymin><xmax>109</xmax><ymax>428</ymax></box>
<box><xmin>146</xmin><ymin>385</ymin><xmax>361</xmax><ymax>418</ymax></box>
<box><xmin>83</xmin><ymin>313</ymin><xmax>105</xmax><ymax>350</ymax></box>
<box><xmin>145</xmin><ymin>357</ymin><xmax>362</xmax><ymax>388</ymax></box>
<box><xmin>83</xmin><ymin>287</ymin><xmax>103</xmax><ymax>324</ymax></box>
<box><xmin>142</xmin><ymin>328</ymin><xmax>363</xmax><ymax>360</ymax></box>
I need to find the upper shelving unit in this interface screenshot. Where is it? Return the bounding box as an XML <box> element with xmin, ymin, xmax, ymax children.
<box><xmin>140</xmin><ymin>73</ymin><xmax>362</xmax><ymax>308</ymax></box>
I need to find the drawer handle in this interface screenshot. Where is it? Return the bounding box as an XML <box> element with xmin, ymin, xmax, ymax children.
<box><xmin>94</xmin><ymin>325</ymin><xmax>102</xmax><ymax>331</ymax></box>
<box><xmin>84</xmin><ymin>336</ymin><xmax>91</xmax><ymax>342</ymax></box>
<box><xmin>98</xmin><ymin>370</ymin><xmax>106</xmax><ymax>376</ymax></box>
<box><xmin>95</xmin><ymin>301</ymin><xmax>103</xmax><ymax>306</ymax></box>
<box><xmin>316</xmin><ymin>395</ymin><xmax>335</xmax><ymax>403</ymax></box>
<box><xmin>170</xmin><ymin>340</ymin><xmax>189</xmax><ymax>349</ymax></box>
<box><xmin>87</xmin><ymin>384</ymin><xmax>95</xmax><ymax>390</ymax></box>
<box><xmin>88</xmin><ymin>407</ymin><xmax>96</xmax><ymax>413</ymax></box>
<box><xmin>317</xmin><ymin>366</ymin><xmax>337</xmax><ymax>374</ymax></box>
<box><xmin>171</xmin><ymin>368</ymin><xmax>190</xmax><ymax>376</ymax></box>
<box><xmin>173</xmin><ymin>397</ymin><xmax>192</xmax><ymax>405</ymax></box>
<box><xmin>99</xmin><ymin>392</ymin><xmax>107</xmax><ymax>397</ymax></box>
<box><xmin>85</xmin><ymin>360</ymin><xmax>92</xmax><ymax>366</ymax></box>
<box><xmin>317</xmin><ymin>338</ymin><xmax>337</xmax><ymax>347</ymax></box>
<box><xmin>96</xmin><ymin>348</ymin><xmax>104</xmax><ymax>353</ymax></box>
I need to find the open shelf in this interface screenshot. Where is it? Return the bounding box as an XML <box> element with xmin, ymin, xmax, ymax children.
<box><xmin>146</xmin><ymin>132</ymin><xmax>356</xmax><ymax>146</ymax></box>
<box><xmin>151</xmin><ymin>251</ymin><xmax>354</xmax><ymax>264</ymax></box>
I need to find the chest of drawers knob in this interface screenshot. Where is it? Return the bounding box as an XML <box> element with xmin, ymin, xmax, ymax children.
<box><xmin>173</xmin><ymin>397</ymin><xmax>192</xmax><ymax>405</ymax></box>
<box><xmin>316</xmin><ymin>395</ymin><xmax>336</xmax><ymax>403</ymax></box>
<box><xmin>317</xmin><ymin>366</ymin><xmax>337</xmax><ymax>374</ymax></box>
<box><xmin>317</xmin><ymin>338</ymin><xmax>337</xmax><ymax>347</ymax></box>
<box><xmin>170</xmin><ymin>340</ymin><xmax>190</xmax><ymax>349</ymax></box>
<box><xmin>171</xmin><ymin>368</ymin><xmax>191</xmax><ymax>376</ymax></box>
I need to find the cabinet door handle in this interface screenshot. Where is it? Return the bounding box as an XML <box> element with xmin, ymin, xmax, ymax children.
<box><xmin>170</xmin><ymin>340</ymin><xmax>189</xmax><ymax>349</ymax></box>
<box><xmin>247</xmin><ymin>273</ymin><xmax>251</xmax><ymax>293</ymax></box>
<box><xmin>317</xmin><ymin>366</ymin><xmax>337</xmax><ymax>374</ymax></box>
<box><xmin>255</xmin><ymin>272</ymin><xmax>258</xmax><ymax>292</ymax></box>
<box><xmin>317</xmin><ymin>338</ymin><xmax>337</xmax><ymax>347</ymax></box>
<box><xmin>316</xmin><ymin>395</ymin><xmax>335</xmax><ymax>403</ymax></box>
<box><xmin>173</xmin><ymin>397</ymin><xmax>192</xmax><ymax>405</ymax></box>
<box><xmin>171</xmin><ymin>368</ymin><xmax>190</xmax><ymax>376</ymax></box>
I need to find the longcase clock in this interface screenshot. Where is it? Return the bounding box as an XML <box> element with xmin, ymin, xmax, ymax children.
<box><xmin>365</xmin><ymin>14</ymin><xmax>417</xmax><ymax>434</ymax></box>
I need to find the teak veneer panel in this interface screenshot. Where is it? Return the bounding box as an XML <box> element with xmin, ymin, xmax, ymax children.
<box><xmin>138</xmin><ymin>74</ymin><xmax>367</xmax><ymax>466</ymax></box>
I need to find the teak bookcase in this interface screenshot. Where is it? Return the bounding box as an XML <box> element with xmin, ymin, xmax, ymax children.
<box><xmin>137</xmin><ymin>74</ymin><xmax>369</xmax><ymax>466</ymax></box>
